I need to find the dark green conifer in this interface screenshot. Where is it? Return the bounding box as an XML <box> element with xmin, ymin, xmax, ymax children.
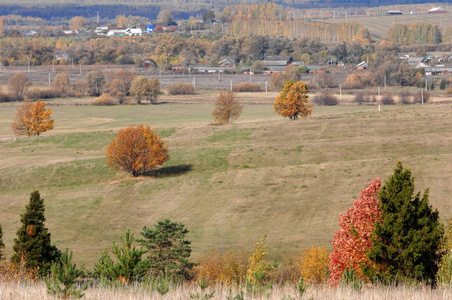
<box><xmin>367</xmin><ymin>162</ymin><xmax>443</xmax><ymax>283</ymax></box>
<box><xmin>12</xmin><ymin>190</ymin><xmax>61</xmax><ymax>276</ymax></box>
<box><xmin>139</xmin><ymin>219</ymin><xmax>195</xmax><ymax>279</ymax></box>
<box><xmin>0</xmin><ymin>225</ymin><xmax>5</xmax><ymax>260</ymax></box>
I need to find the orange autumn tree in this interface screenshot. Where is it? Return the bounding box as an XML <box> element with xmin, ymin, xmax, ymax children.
<box><xmin>11</xmin><ymin>100</ymin><xmax>54</xmax><ymax>137</ymax></box>
<box><xmin>106</xmin><ymin>125</ymin><xmax>169</xmax><ymax>177</ymax></box>
<box><xmin>328</xmin><ymin>179</ymin><xmax>381</xmax><ymax>285</ymax></box>
<box><xmin>273</xmin><ymin>81</ymin><xmax>311</xmax><ymax>120</ymax></box>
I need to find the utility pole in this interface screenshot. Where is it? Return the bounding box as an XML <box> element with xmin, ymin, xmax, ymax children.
<box><xmin>378</xmin><ymin>86</ymin><xmax>381</xmax><ymax>112</ymax></box>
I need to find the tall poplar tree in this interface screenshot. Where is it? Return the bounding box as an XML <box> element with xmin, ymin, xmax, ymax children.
<box><xmin>367</xmin><ymin>162</ymin><xmax>443</xmax><ymax>283</ymax></box>
<box><xmin>0</xmin><ymin>224</ymin><xmax>5</xmax><ymax>260</ymax></box>
<box><xmin>12</xmin><ymin>190</ymin><xmax>61</xmax><ymax>276</ymax></box>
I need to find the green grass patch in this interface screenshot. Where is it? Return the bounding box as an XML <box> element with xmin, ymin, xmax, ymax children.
<box><xmin>205</xmin><ymin>127</ymin><xmax>253</xmax><ymax>142</ymax></box>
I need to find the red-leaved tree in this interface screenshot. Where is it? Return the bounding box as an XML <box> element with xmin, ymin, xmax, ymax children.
<box><xmin>329</xmin><ymin>179</ymin><xmax>381</xmax><ymax>285</ymax></box>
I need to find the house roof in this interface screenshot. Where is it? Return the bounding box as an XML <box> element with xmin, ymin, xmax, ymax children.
<box><xmin>262</xmin><ymin>56</ymin><xmax>293</xmax><ymax>66</ymax></box>
<box><xmin>356</xmin><ymin>61</ymin><xmax>368</xmax><ymax>68</ymax></box>
<box><xmin>429</xmin><ymin>7</ymin><xmax>446</xmax><ymax>12</ymax></box>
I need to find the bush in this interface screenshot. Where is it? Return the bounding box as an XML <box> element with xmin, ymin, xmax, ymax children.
<box><xmin>353</xmin><ymin>92</ymin><xmax>370</xmax><ymax>104</ymax></box>
<box><xmin>195</xmin><ymin>251</ymin><xmax>249</xmax><ymax>285</ymax></box>
<box><xmin>40</xmin><ymin>88</ymin><xmax>62</xmax><ymax>99</ymax></box>
<box><xmin>167</xmin><ymin>82</ymin><xmax>195</xmax><ymax>95</ymax></box>
<box><xmin>25</xmin><ymin>88</ymin><xmax>43</xmax><ymax>100</ymax></box>
<box><xmin>297</xmin><ymin>246</ymin><xmax>329</xmax><ymax>284</ymax></box>
<box><xmin>92</xmin><ymin>93</ymin><xmax>118</xmax><ymax>106</ymax></box>
<box><xmin>399</xmin><ymin>90</ymin><xmax>412</xmax><ymax>104</ymax></box>
<box><xmin>232</xmin><ymin>82</ymin><xmax>263</xmax><ymax>92</ymax></box>
<box><xmin>413</xmin><ymin>90</ymin><xmax>430</xmax><ymax>104</ymax></box>
<box><xmin>312</xmin><ymin>92</ymin><xmax>338</xmax><ymax>106</ymax></box>
<box><xmin>0</xmin><ymin>90</ymin><xmax>14</xmax><ymax>102</ymax></box>
<box><xmin>381</xmin><ymin>93</ymin><xmax>395</xmax><ymax>105</ymax></box>
<box><xmin>446</xmin><ymin>88</ymin><xmax>452</xmax><ymax>96</ymax></box>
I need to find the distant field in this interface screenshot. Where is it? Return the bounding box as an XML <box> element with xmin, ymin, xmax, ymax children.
<box><xmin>318</xmin><ymin>13</ymin><xmax>452</xmax><ymax>41</ymax></box>
<box><xmin>1</xmin><ymin>97</ymin><xmax>452</xmax><ymax>268</ymax></box>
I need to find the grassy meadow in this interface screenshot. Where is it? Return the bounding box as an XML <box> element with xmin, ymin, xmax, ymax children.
<box><xmin>1</xmin><ymin>95</ymin><xmax>452</xmax><ymax>269</ymax></box>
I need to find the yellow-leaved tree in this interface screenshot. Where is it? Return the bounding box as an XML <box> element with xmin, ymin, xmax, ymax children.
<box><xmin>106</xmin><ymin>125</ymin><xmax>169</xmax><ymax>177</ymax></box>
<box><xmin>11</xmin><ymin>100</ymin><xmax>54</xmax><ymax>137</ymax></box>
<box><xmin>274</xmin><ymin>81</ymin><xmax>311</xmax><ymax>120</ymax></box>
<box><xmin>246</xmin><ymin>235</ymin><xmax>270</xmax><ymax>283</ymax></box>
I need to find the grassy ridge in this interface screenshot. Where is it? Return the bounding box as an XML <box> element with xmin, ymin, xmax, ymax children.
<box><xmin>1</xmin><ymin>100</ymin><xmax>452</xmax><ymax>268</ymax></box>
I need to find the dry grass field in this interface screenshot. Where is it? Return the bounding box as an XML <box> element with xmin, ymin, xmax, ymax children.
<box><xmin>319</xmin><ymin>13</ymin><xmax>452</xmax><ymax>41</ymax></box>
<box><xmin>1</xmin><ymin>94</ymin><xmax>452</xmax><ymax>269</ymax></box>
<box><xmin>2</xmin><ymin>280</ymin><xmax>452</xmax><ymax>299</ymax></box>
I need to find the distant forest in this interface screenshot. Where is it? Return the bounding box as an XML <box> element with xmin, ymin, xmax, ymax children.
<box><xmin>0</xmin><ymin>0</ymin><xmax>451</xmax><ymax>21</ymax></box>
<box><xmin>0</xmin><ymin>5</ymin><xmax>200</xmax><ymax>21</ymax></box>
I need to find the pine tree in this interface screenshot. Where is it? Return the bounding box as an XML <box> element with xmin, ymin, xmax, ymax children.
<box><xmin>139</xmin><ymin>219</ymin><xmax>195</xmax><ymax>279</ymax></box>
<box><xmin>93</xmin><ymin>229</ymin><xmax>149</xmax><ymax>283</ymax></box>
<box><xmin>366</xmin><ymin>162</ymin><xmax>443</xmax><ymax>283</ymax></box>
<box><xmin>0</xmin><ymin>224</ymin><xmax>5</xmax><ymax>261</ymax></box>
<box><xmin>440</xmin><ymin>79</ymin><xmax>446</xmax><ymax>90</ymax></box>
<box><xmin>45</xmin><ymin>248</ymin><xmax>88</xmax><ymax>299</ymax></box>
<box><xmin>12</xmin><ymin>190</ymin><xmax>61</xmax><ymax>276</ymax></box>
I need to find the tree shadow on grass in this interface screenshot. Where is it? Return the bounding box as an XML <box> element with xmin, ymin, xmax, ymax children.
<box><xmin>144</xmin><ymin>164</ymin><xmax>193</xmax><ymax>178</ymax></box>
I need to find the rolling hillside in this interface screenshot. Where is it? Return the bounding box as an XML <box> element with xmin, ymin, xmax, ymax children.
<box><xmin>1</xmin><ymin>96</ymin><xmax>452</xmax><ymax>267</ymax></box>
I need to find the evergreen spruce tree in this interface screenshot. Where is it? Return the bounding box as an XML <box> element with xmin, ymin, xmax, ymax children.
<box><xmin>12</xmin><ymin>190</ymin><xmax>61</xmax><ymax>276</ymax></box>
<box><xmin>139</xmin><ymin>219</ymin><xmax>195</xmax><ymax>279</ymax></box>
<box><xmin>367</xmin><ymin>162</ymin><xmax>443</xmax><ymax>283</ymax></box>
<box><xmin>440</xmin><ymin>79</ymin><xmax>446</xmax><ymax>90</ymax></box>
<box><xmin>0</xmin><ymin>224</ymin><xmax>5</xmax><ymax>261</ymax></box>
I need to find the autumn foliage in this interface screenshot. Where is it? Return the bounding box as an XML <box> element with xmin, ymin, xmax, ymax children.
<box><xmin>329</xmin><ymin>179</ymin><xmax>381</xmax><ymax>285</ymax></box>
<box><xmin>211</xmin><ymin>91</ymin><xmax>243</xmax><ymax>124</ymax></box>
<box><xmin>195</xmin><ymin>251</ymin><xmax>249</xmax><ymax>285</ymax></box>
<box><xmin>274</xmin><ymin>81</ymin><xmax>311</xmax><ymax>120</ymax></box>
<box><xmin>106</xmin><ymin>125</ymin><xmax>169</xmax><ymax>177</ymax></box>
<box><xmin>11</xmin><ymin>100</ymin><xmax>54</xmax><ymax>137</ymax></box>
<box><xmin>297</xmin><ymin>246</ymin><xmax>330</xmax><ymax>284</ymax></box>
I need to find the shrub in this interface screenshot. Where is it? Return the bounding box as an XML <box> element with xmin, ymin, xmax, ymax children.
<box><xmin>73</xmin><ymin>80</ymin><xmax>89</xmax><ymax>97</ymax></box>
<box><xmin>312</xmin><ymin>92</ymin><xmax>338</xmax><ymax>106</ymax></box>
<box><xmin>92</xmin><ymin>93</ymin><xmax>118</xmax><ymax>106</ymax></box>
<box><xmin>399</xmin><ymin>90</ymin><xmax>412</xmax><ymax>104</ymax></box>
<box><xmin>413</xmin><ymin>90</ymin><xmax>430</xmax><ymax>103</ymax></box>
<box><xmin>195</xmin><ymin>251</ymin><xmax>249</xmax><ymax>285</ymax></box>
<box><xmin>212</xmin><ymin>91</ymin><xmax>243</xmax><ymax>124</ymax></box>
<box><xmin>0</xmin><ymin>90</ymin><xmax>15</xmax><ymax>102</ymax></box>
<box><xmin>353</xmin><ymin>92</ymin><xmax>370</xmax><ymax>104</ymax></box>
<box><xmin>345</xmin><ymin>74</ymin><xmax>364</xmax><ymax>89</ymax></box>
<box><xmin>232</xmin><ymin>82</ymin><xmax>263</xmax><ymax>92</ymax></box>
<box><xmin>25</xmin><ymin>88</ymin><xmax>43</xmax><ymax>100</ymax></box>
<box><xmin>297</xmin><ymin>246</ymin><xmax>329</xmax><ymax>284</ymax></box>
<box><xmin>381</xmin><ymin>93</ymin><xmax>395</xmax><ymax>105</ymax></box>
<box><xmin>167</xmin><ymin>82</ymin><xmax>195</xmax><ymax>95</ymax></box>
<box><xmin>39</xmin><ymin>88</ymin><xmax>61</xmax><ymax>99</ymax></box>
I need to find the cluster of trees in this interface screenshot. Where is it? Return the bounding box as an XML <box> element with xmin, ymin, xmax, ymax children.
<box><xmin>330</xmin><ymin>162</ymin><xmax>443</xmax><ymax>284</ymax></box>
<box><xmin>388</xmin><ymin>23</ymin><xmax>442</xmax><ymax>45</ymax></box>
<box><xmin>0</xmin><ymin>190</ymin><xmax>195</xmax><ymax>298</ymax></box>
<box><xmin>2</xmin><ymin>162</ymin><xmax>449</xmax><ymax>297</ymax></box>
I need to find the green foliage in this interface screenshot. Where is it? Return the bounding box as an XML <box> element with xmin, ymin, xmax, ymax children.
<box><xmin>245</xmin><ymin>267</ymin><xmax>272</xmax><ymax>296</ymax></box>
<box><xmin>366</xmin><ymin>162</ymin><xmax>444</xmax><ymax>284</ymax></box>
<box><xmin>189</xmin><ymin>276</ymin><xmax>215</xmax><ymax>299</ymax></box>
<box><xmin>437</xmin><ymin>217</ymin><xmax>452</xmax><ymax>285</ymax></box>
<box><xmin>45</xmin><ymin>248</ymin><xmax>88</xmax><ymax>299</ymax></box>
<box><xmin>138</xmin><ymin>219</ymin><xmax>195</xmax><ymax>279</ymax></box>
<box><xmin>440</xmin><ymin>79</ymin><xmax>446</xmax><ymax>90</ymax></box>
<box><xmin>93</xmin><ymin>229</ymin><xmax>149</xmax><ymax>283</ymax></box>
<box><xmin>155</xmin><ymin>273</ymin><xmax>171</xmax><ymax>295</ymax></box>
<box><xmin>340</xmin><ymin>265</ymin><xmax>362</xmax><ymax>291</ymax></box>
<box><xmin>0</xmin><ymin>224</ymin><xmax>4</xmax><ymax>261</ymax></box>
<box><xmin>226</xmin><ymin>289</ymin><xmax>244</xmax><ymax>300</ymax></box>
<box><xmin>295</xmin><ymin>277</ymin><xmax>308</xmax><ymax>297</ymax></box>
<box><xmin>12</xmin><ymin>190</ymin><xmax>61</xmax><ymax>276</ymax></box>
